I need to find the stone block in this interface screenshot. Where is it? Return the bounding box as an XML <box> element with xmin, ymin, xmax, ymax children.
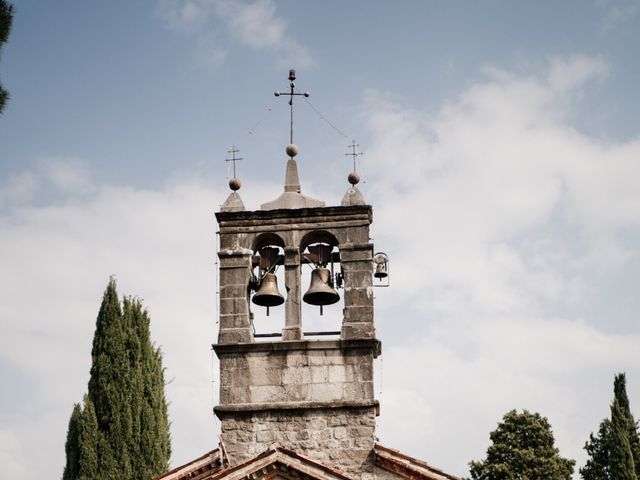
<box><xmin>310</xmin><ymin>366</ymin><xmax>328</xmax><ymax>383</ymax></box>
<box><xmin>333</xmin><ymin>426</ymin><xmax>347</xmax><ymax>439</ymax></box>
<box><xmin>343</xmin><ymin>306</ymin><xmax>374</xmax><ymax>323</ymax></box>
<box><xmin>341</xmin><ymin>321</ymin><xmax>375</xmax><ymax>340</ymax></box>
<box><xmin>309</xmin><ymin>383</ymin><xmax>343</xmax><ymax>402</ymax></box>
<box><xmin>308</xmin><ymin>351</ymin><xmax>327</xmax><ymax>366</ymax></box>
<box><xmin>358</xmin><ymin>363</ymin><xmax>373</xmax><ymax>382</ymax></box>
<box><xmin>283</xmin><ymin>383</ymin><xmax>309</xmax><ymax>401</ymax></box>
<box><xmin>343</xmin><ymin>288</ymin><xmax>373</xmax><ymax>307</ymax></box>
<box><xmin>256</xmin><ymin>430</ymin><xmax>275</xmax><ymax>442</ymax></box>
<box><xmin>249</xmin><ymin>366</ymin><xmax>282</xmax><ymax>386</ymax></box>
<box><xmin>308</xmin><ymin>417</ymin><xmax>327</xmax><ymax>430</ymax></box>
<box><xmin>220</xmin><ymin>298</ymin><xmax>249</xmax><ymax>316</ymax></box>
<box><xmin>249</xmin><ymin>385</ymin><xmax>283</xmax><ymax>403</ymax></box>
<box><xmin>232</xmin><ymin>370</ymin><xmax>251</xmax><ymax>387</ymax></box>
<box><xmin>217</xmin><ymin>327</ymin><xmax>253</xmax><ymax>344</ymax></box>
<box><xmin>343</xmin><ymin>270</ymin><xmax>373</xmax><ymax>288</ymax></box>
<box><xmin>285</xmin><ymin>352</ymin><xmax>309</xmax><ymax>367</ymax></box>
<box><xmin>219</xmin><ymin>284</ymin><xmax>247</xmax><ymax>298</ymax></box>
<box><xmin>282</xmin><ymin>367</ymin><xmax>311</xmax><ymax>385</ymax></box>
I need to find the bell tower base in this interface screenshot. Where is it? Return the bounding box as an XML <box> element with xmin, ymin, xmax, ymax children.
<box><xmin>213</xmin><ymin>339</ymin><xmax>380</xmax><ymax>478</ymax></box>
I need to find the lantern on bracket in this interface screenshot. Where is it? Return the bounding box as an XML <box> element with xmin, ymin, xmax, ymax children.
<box><xmin>373</xmin><ymin>252</ymin><xmax>390</xmax><ymax>287</ymax></box>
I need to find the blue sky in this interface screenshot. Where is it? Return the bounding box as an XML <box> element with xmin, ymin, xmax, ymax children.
<box><xmin>1</xmin><ymin>1</ymin><xmax>640</xmax><ymax>479</ymax></box>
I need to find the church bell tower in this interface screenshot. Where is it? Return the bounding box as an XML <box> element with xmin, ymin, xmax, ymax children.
<box><xmin>213</xmin><ymin>71</ymin><xmax>385</xmax><ymax>479</ymax></box>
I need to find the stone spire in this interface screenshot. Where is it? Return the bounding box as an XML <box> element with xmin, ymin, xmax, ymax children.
<box><xmin>341</xmin><ymin>141</ymin><xmax>366</xmax><ymax>206</ymax></box>
<box><xmin>220</xmin><ymin>146</ymin><xmax>245</xmax><ymax>212</ymax></box>
<box><xmin>260</xmin><ymin>144</ymin><xmax>325</xmax><ymax>210</ymax></box>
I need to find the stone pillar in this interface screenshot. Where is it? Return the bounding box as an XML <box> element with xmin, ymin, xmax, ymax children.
<box><xmin>218</xmin><ymin>250</ymin><xmax>253</xmax><ymax>344</ymax></box>
<box><xmin>282</xmin><ymin>246</ymin><xmax>302</xmax><ymax>340</ymax></box>
<box><xmin>340</xmin><ymin>243</ymin><xmax>374</xmax><ymax>340</ymax></box>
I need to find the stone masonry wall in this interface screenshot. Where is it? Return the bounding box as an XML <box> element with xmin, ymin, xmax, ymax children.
<box><xmin>218</xmin><ymin>344</ymin><xmax>375</xmax><ymax>406</ymax></box>
<box><xmin>219</xmin><ymin>407</ymin><xmax>377</xmax><ymax>478</ymax></box>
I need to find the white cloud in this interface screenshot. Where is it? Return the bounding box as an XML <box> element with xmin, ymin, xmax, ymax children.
<box><xmin>598</xmin><ymin>0</ymin><xmax>639</xmax><ymax>32</ymax></box>
<box><xmin>360</xmin><ymin>55</ymin><xmax>640</xmax><ymax>475</ymax></box>
<box><xmin>0</xmin><ymin>430</ymin><xmax>27</xmax><ymax>480</ymax></box>
<box><xmin>157</xmin><ymin>0</ymin><xmax>312</xmax><ymax>68</ymax></box>
<box><xmin>40</xmin><ymin>157</ymin><xmax>92</xmax><ymax>193</ymax></box>
<box><xmin>2</xmin><ymin>55</ymin><xmax>640</xmax><ymax>479</ymax></box>
<box><xmin>0</xmin><ymin>171</ymin><xmax>37</xmax><ymax>207</ymax></box>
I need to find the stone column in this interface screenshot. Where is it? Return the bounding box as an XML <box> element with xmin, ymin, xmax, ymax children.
<box><xmin>340</xmin><ymin>243</ymin><xmax>374</xmax><ymax>340</ymax></box>
<box><xmin>282</xmin><ymin>246</ymin><xmax>302</xmax><ymax>340</ymax></box>
<box><xmin>218</xmin><ymin>250</ymin><xmax>253</xmax><ymax>344</ymax></box>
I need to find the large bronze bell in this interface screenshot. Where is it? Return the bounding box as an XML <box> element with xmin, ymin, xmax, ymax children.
<box><xmin>252</xmin><ymin>272</ymin><xmax>285</xmax><ymax>307</ymax></box>
<box><xmin>303</xmin><ymin>267</ymin><xmax>340</xmax><ymax>306</ymax></box>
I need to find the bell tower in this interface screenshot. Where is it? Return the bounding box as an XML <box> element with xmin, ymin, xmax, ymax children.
<box><xmin>213</xmin><ymin>71</ymin><xmax>384</xmax><ymax>479</ymax></box>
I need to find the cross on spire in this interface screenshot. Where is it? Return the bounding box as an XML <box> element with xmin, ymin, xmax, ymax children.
<box><xmin>225</xmin><ymin>145</ymin><xmax>242</xmax><ymax>179</ymax></box>
<box><xmin>274</xmin><ymin>69</ymin><xmax>310</xmax><ymax>145</ymax></box>
<box><xmin>345</xmin><ymin>140</ymin><xmax>363</xmax><ymax>172</ymax></box>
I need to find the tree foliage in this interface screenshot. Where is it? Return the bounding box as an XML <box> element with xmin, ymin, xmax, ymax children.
<box><xmin>581</xmin><ymin>373</ymin><xmax>640</xmax><ymax>480</ymax></box>
<box><xmin>0</xmin><ymin>0</ymin><xmax>13</xmax><ymax>113</ymax></box>
<box><xmin>469</xmin><ymin>409</ymin><xmax>575</xmax><ymax>480</ymax></box>
<box><xmin>62</xmin><ymin>278</ymin><xmax>171</xmax><ymax>480</ymax></box>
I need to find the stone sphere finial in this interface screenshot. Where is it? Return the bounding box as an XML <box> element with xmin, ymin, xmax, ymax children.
<box><xmin>286</xmin><ymin>144</ymin><xmax>298</xmax><ymax>158</ymax></box>
<box><xmin>229</xmin><ymin>178</ymin><xmax>241</xmax><ymax>191</ymax></box>
<box><xmin>347</xmin><ymin>171</ymin><xmax>360</xmax><ymax>186</ymax></box>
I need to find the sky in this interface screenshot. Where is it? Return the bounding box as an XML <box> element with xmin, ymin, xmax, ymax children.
<box><xmin>1</xmin><ymin>0</ymin><xmax>640</xmax><ymax>478</ymax></box>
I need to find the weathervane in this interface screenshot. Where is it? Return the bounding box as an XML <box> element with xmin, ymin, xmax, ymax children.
<box><xmin>274</xmin><ymin>69</ymin><xmax>309</xmax><ymax>145</ymax></box>
<box><xmin>345</xmin><ymin>140</ymin><xmax>363</xmax><ymax>172</ymax></box>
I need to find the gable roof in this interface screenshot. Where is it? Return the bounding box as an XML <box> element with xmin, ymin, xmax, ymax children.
<box><xmin>153</xmin><ymin>449</ymin><xmax>224</xmax><ymax>480</ymax></box>
<box><xmin>154</xmin><ymin>444</ymin><xmax>459</xmax><ymax>480</ymax></box>
<box><xmin>373</xmin><ymin>444</ymin><xmax>460</xmax><ymax>480</ymax></box>
<box><xmin>154</xmin><ymin>446</ymin><xmax>352</xmax><ymax>480</ymax></box>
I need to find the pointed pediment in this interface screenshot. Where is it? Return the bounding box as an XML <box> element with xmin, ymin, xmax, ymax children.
<box><xmin>156</xmin><ymin>447</ymin><xmax>354</xmax><ymax>480</ymax></box>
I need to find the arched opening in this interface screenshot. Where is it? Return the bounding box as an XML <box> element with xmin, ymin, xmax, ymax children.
<box><xmin>249</xmin><ymin>243</ymin><xmax>286</xmax><ymax>339</ymax></box>
<box><xmin>300</xmin><ymin>231</ymin><xmax>342</xmax><ymax>336</ymax></box>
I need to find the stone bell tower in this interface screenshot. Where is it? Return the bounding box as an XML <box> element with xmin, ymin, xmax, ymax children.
<box><xmin>213</xmin><ymin>72</ymin><xmax>384</xmax><ymax>479</ymax></box>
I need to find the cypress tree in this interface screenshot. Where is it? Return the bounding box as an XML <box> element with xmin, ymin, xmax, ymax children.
<box><xmin>62</xmin><ymin>404</ymin><xmax>81</xmax><ymax>480</ymax></box>
<box><xmin>581</xmin><ymin>373</ymin><xmax>640</xmax><ymax>480</ymax></box>
<box><xmin>77</xmin><ymin>396</ymin><xmax>99</xmax><ymax>480</ymax></box>
<box><xmin>615</xmin><ymin>374</ymin><xmax>640</xmax><ymax>474</ymax></box>
<box><xmin>0</xmin><ymin>0</ymin><xmax>13</xmax><ymax>113</ymax></box>
<box><xmin>62</xmin><ymin>278</ymin><xmax>171</xmax><ymax>480</ymax></box>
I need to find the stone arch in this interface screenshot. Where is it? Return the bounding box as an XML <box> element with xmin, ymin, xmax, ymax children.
<box><xmin>299</xmin><ymin>230</ymin><xmax>339</xmax><ymax>251</ymax></box>
<box><xmin>252</xmin><ymin>232</ymin><xmax>285</xmax><ymax>252</ymax></box>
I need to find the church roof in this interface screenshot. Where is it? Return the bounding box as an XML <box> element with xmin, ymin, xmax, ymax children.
<box><xmin>153</xmin><ymin>444</ymin><xmax>459</xmax><ymax>480</ymax></box>
<box><xmin>373</xmin><ymin>444</ymin><xmax>460</xmax><ymax>480</ymax></box>
<box><xmin>153</xmin><ymin>448</ymin><xmax>224</xmax><ymax>480</ymax></box>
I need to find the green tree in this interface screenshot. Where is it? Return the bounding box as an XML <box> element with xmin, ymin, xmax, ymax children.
<box><xmin>581</xmin><ymin>373</ymin><xmax>640</xmax><ymax>480</ymax></box>
<box><xmin>62</xmin><ymin>278</ymin><xmax>171</xmax><ymax>480</ymax></box>
<box><xmin>0</xmin><ymin>0</ymin><xmax>13</xmax><ymax>113</ymax></box>
<box><xmin>63</xmin><ymin>396</ymin><xmax>100</xmax><ymax>480</ymax></box>
<box><xmin>469</xmin><ymin>409</ymin><xmax>575</xmax><ymax>480</ymax></box>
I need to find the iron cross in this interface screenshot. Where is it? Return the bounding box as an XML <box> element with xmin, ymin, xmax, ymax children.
<box><xmin>345</xmin><ymin>140</ymin><xmax>363</xmax><ymax>172</ymax></box>
<box><xmin>274</xmin><ymin>69</ymin><xmax>310</xmax><ymax>145</ymax></box>
<box><xmin>225</xmin><ymin>146</ymin><xmax>242</xmax><ymax>179</ymax></box>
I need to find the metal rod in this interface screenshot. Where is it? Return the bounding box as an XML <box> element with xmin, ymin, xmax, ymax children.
<box><xmin>253</xmin><ymin>330</ymin><xmax>341</xmax><ymax>338</ymax></box>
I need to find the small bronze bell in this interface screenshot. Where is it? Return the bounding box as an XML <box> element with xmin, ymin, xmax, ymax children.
<box><xmin>303</xmin><ymin>267</ymin><xmax>340</xmax><ymax>306</ymax></box>
<box><xmin>374</xmin><ymin>261</ymin><xmax>388</xmax><ymax>279</ymax></box>
<box><xmin>252</xmin><ymin>273</ymin><xmax>285</xmax><ymax>307</ymax></box>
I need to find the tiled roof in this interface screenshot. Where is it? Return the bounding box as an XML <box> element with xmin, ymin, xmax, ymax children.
<box><xmin>374</xmin><ymin>444</ymin><xmax>460</xmax><ymax>480</ymax></box>
<box><xmin>154</xmin><ymin>444</ymin><xmax>459</xmax><ymax>480</ymax></box>
<box><xmin>153</xmin><ymin>449</ymin><xmax>223</xmax><ymax>480</ymax></box>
